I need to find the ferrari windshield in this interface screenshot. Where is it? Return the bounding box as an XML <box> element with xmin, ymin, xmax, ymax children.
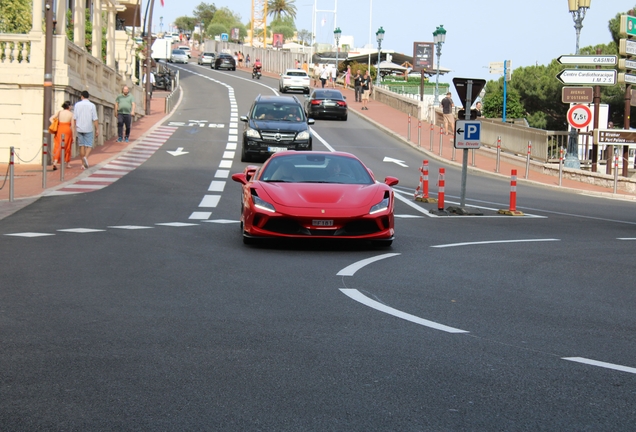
<box><xmin>260</xmin><ymin>154</ymin><xmax>374</xmax><ymax>185</ymax></box>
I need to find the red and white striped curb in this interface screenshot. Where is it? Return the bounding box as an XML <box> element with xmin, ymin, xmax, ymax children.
<box><xmin>45</xmin><ymin>126</ymin><xmax>177</xmax><ymax>196</ymax></box>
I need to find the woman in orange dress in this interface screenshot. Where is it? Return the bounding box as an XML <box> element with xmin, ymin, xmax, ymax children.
<box><xmin>49</xmin><ymin>101</ymin><xmax>74</xmax><ymax>169</ymax></box>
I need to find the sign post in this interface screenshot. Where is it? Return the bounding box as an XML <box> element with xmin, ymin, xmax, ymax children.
<box><xmin>450</xmin><ymin>78</ymin><xmax>486</xmax><ymax>214</ymax></box>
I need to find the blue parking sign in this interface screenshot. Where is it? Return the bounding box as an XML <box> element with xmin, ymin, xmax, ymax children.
<box><xmin>454</xmin><ymin>120</ymin><xmax>482</xmax><ymax>149</ymax></box>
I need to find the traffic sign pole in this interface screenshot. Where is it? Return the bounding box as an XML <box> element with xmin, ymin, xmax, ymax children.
<box><xmin>459</xmin><ymin>80</ymin><xmax>473</xmax><ymax>208</ymax></box>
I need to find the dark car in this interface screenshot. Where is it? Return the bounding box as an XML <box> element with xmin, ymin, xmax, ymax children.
<box><xmin>214</xmin><ymin>53</ymin><xmax>236</xmax><ymax>70</ymax></box>
<box><xmin>240</xmin><ymin>95</ymin><xmax>315</xmax><ymax>162</ymax></box>
<box><xmin>305</xmin><ymin>89</ymin><xmax>348</xmax><ymax>120</ymax></box>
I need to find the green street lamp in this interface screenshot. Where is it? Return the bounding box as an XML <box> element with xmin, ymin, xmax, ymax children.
<box><xmin>565</xmin><ymin>0</ymin><xmax>591</xmax><ymax>169</ymax></box>
<box><xmin>334</xmin><ymin>27</ymin><xmax>342</xmax><ymax>76</ymax></box>
<box><xmin>433</xmin><ymin>25</ymin><xmax>446</xmax><ymax>106</ymax></box>
<box><xmin>375</xmin><ymin>26</ymin><xmax>385</xmax><ymax>87</ymax></box>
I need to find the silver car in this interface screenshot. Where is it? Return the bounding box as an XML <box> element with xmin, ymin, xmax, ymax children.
<box><xmin>170</xmin><ymin>49</ymin><xmax>188</xmax><ymax>64</ymax></box>
<box><xmin>198</xmin><ymin>52</ymin><xmax>216</xmax><ymax>65</ymax></box>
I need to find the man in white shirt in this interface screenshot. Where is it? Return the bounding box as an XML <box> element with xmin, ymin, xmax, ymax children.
<box><xmin>72</xmin><ymin>90</ymin><xmax>99</xmax><ymax>169</ymax></box>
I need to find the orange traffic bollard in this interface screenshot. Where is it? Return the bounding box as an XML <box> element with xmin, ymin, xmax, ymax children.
<box><xmin>498</xmin><ymin>169</ymin><xmax>524</xmax><ymax>216</ymax></box>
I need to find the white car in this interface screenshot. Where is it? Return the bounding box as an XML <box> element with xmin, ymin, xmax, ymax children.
<box><xmin>170</xmin><ymin>49</ymin><xmax>189</xmax><ymax>64</ymax></box>
<box><xmin>177</xmin><ymin>45</ymin><xmax>191</xmax><ymax>58</ymax></box>
<box><xmin>197</xmin><ymin>52</ymin><xmax>216</xmax><ymax>65</ymax></box>
<box><xmin>279</xmin><ymin>69</ymin><xmax>311</xmax><ymax>94</ymax></box>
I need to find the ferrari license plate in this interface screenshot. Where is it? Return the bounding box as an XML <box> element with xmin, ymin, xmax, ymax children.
<box><xmin>312</xmin><ymin>220</ymin><xmax>334</xmax><ymax>226</ymax></box>
<box><xmin>268</xmin><ymin>147</ymin><xmax>287</xmax><ymax>153</ymax></box>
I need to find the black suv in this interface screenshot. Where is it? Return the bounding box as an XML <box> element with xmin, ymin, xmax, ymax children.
<box><xmin>240</xmin><ymin>95</ymin><xmax>315</xmax><ymax>162</ymax></box>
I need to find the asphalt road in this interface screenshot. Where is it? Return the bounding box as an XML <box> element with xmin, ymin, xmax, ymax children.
<box><xmin>1</xmin><ymin>62</ymin><xmax>635</xmax><ymax>430</ymax></box>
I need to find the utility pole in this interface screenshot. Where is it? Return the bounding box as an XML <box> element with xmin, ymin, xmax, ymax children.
<box><xmin>42</xmin><ymin>0</ymin><xmax>54</xmax><ymax>187</ymax></box>
<box><xmin>145</xmin><ymin>0</ymin><xmax>156</xmax><ymax>115</ymax></box>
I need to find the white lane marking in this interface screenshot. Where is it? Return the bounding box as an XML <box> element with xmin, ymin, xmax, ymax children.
<box><xmin>215</xmin><ymin>169</ymin><xmax>230</xmax><ymax>178</ymax></box>
<box><xmin>208</xmin><ymin>181</ymin><xmax>226</xmax><ymax>192</ymax></box>
<box><xmin>226</xmin><ymin>143</ymin><xmax>237</xmax><ymax>150</ymax></box>
<box><xmin>562</xmin><ymin>357</ymin><xmax>636</xmax><ymax>374</ymax></box>
<box><xmin>337</xmin><ymin>253</ymin><xmax>401</xmax><ymax>276</ymax></box>
<box><xmin>57</xmin><ymin>228</ymin><xmax>106</xmax><ymax>233</ymax></box>
<box><xmin>201</xmin><ymin>219</ymin><xmax>240</xmax><ymax>224</ymax></box>
<box><xmin>222</xmin><ymin>151</ymin><xmax>236</xmax><ymax>159</ymax></box>
<box><xmin>155</xmin><ymin>222</ymin><xmax>199</xmax><ymax>227</ymax></box>
<box><xmin>383</xmin><ymin>156</ymin><xmax>408</xmax><ymax>167</ymax></box>
<box><xmin>395</xmin><ymin>214</ymin><xmax>424</xmax><ymax>218</ymax></box>
<box><xmin>191</xmin><ymin>63</ymin><xmax>280</xmax><ymax>95</ymax></box>
<box><xmin>340</xmin><ymin>289</ymin><xmax>469</xmax><ymax>334</ymax></box>
<box><xmin>309</xmin><ymin>128</ymin><xmax>336</xmax><ymax>152</ymax></box>
<box><xmin>107</xmin><ymin>225</ymin><xmax>153</xmax><ymax>230</ymax></box>
<box><xmin>219</xmin><ymin>160</ymin><xmax>233</xmax><ymax>168</ymax></box>
<box><xmin>5</xmin><ymin>232</ymin><xmax>55</xmax><ymax>237</ymax></box>
<box><xmin>431</xmin><ymin>238</ymin><xmax>560</xmax><ymax>248</ymax></box>
<box><xmin>189</xmin><ymin>211</ymin><xmax>212</xmax><ymax>220</ymax></box>
<box><xmin>228</xmin><ymin>135</ymin><xmax>238</xmax><ymax>142</ymax></box>
<box><xmin>618</xmin><ymin>238</ymin><xmax>636</xmax><ymax>240</ymax></box>
<box><xmin>393</xmin><ymin>191</ymin><xmax>438</xmax><ymax>218</ymax></box>
<box><xmin>199</xmin><ymin>195</ymin><xmax>221</xmax><ymax>208</ymax></box>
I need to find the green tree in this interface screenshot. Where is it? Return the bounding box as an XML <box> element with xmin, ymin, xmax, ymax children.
<box><xmin>193</xmin><ymin>2</ymin><xmax>217</xmax><ymax>30</ymax></box>
<box><xmin>0</xmin><ymin>0</ymin><xmax>31</xmax><ymax>33</ymax></box>
<box><xmin>210</xmin><ymin>7</ymin><xmax>246</xmax><ymax>41</ymax></box>
<box><xmin>482</xmin><ymin>79</ymin><xmax>526</xmax><ymax>121</ymax></box>
<box><xmin>174</xmin><ymin>16</ymin><xmax>196</xmax><ymax>33</ymax></box>
<box><xmin>296</xmin><ymin>29</ymin><xmax>311</xmax><ymax>45</ymax></box>
<box><xmin>207</xmin><ymin>23</ymin><xmax>228</xmax><ymax>38</ymax></box>
<box><xmin>268</xmin><ymin>0</ymin><xmax>297</xmax><ymax>21</ymax></box>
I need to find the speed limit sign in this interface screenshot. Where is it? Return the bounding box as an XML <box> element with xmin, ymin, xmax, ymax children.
<box><xmin>567</xmin><ymin>104</ymin><xmax>592</xmax><ymax>129</ymax></box>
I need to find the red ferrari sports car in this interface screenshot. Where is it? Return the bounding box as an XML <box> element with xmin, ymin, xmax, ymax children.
<box><xmin>231</xmin><ymin>151</ymin><xmax>399</xmax><ymax>246</ymax></box>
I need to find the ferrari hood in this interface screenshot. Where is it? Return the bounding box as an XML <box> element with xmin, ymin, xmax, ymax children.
<box><xmin>259</xmin><ymin>183</ymin><xmax>382</xmax><ymax>209</ymax></box>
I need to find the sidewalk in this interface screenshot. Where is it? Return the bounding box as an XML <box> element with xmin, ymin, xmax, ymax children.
<box><xmin>2</xmin><ymin>67</ymin><xmax>635</xmax><ymax>219</ymax></box>
<box><xmin>0</xmin><ymin>92</ymin><xmax>172</xmax><ymax>218</ymax></box>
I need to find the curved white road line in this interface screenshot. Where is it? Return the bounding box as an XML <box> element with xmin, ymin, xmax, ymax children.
<box><xmin>336</xmin><ymin>253</ymin><xmax>400</xmax><ymax>276</ymax></box>
<box><xmin>340</xmin><ymin>289</ymin><xmax>469</xmax><ymax>334</ymax></box>
<box><xmin>431</xmin><ymin>238</ymin><xmax>560</xmax><ymax>248</ymax></box>
<box><xmin>308</xmin><ymin>128</ymin><xmax>337</xmax><ymax>152</ymax></box>
<box><xmin>562</xmin><ymin>357</ymin><xmax>636</xmax><ymax>374</ymax></box>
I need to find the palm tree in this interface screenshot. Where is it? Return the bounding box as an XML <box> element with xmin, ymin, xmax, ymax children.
<box><xmin>268</xmin><ymin>0</ymin><xmax>297</xmax><ymax>21</ymax></box>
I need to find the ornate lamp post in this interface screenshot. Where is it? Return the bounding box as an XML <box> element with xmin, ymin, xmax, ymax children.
<box><xmin>334</xmin><ymin>27</ymin><xmax>342</xmax><ymax>77</ymax></box>
<box><xmin>433</xmin><ymin>25</ymin><xmax>446</xmax><ymax>106</ymax></box>
<box><xmin>565</xmin><ymin>0</ymin><xmax>591</xmax><ymax>169</ymax></box>
<box><xmin>375</xmin><ymin>26</ymin><xmax>384</xmax><ymax>87</ymax></box>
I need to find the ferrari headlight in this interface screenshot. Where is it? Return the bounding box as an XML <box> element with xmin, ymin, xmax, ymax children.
<box><xmin>246</xmin><ymin>127</ymin><xmax>260</xmax><ymax>138</ymax></box>
<box><xmin>253</xmin><ymin>195</ymin><xmax>276</xmax><ymax>213</ymax></box>
<box><xmin>369</xmin><ymin>197</ymin><xmax>389</xmax><ymax>214</ymax></box>
<box><xmin>296</xmin><ymin>130</ymin><xmax>310</xmax><ymax>140</ymax></box>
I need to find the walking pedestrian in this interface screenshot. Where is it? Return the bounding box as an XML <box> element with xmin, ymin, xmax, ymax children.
<box><xmin>345</xmin><ymin>65</ymin><xmax>351</xmax><ymax>89</ymax></box>
<box><xmin>354</xmin><ymin>69</ymin><xmax>362</xmax><ymax>102</ymax></box>
<box><xmin>320</xmin><ymin>65</ymin><xmax>329</xmax><ymax>88</ymax></box>
<box><xmin>246</xmin><ymin>54</ymin><xmax>251</xmax><ymax>68</ymax></box>
<box><xmin>361</xmin><ymin>71</ymin><xmax>371</xmax><ymax>110</ymax></box>
<box><xmin>441</xmin><ymin>92</ymin><xmax>455</xmax><ymax>135</ymax></box>
<box><xmin>312</xmin><ymin>63</ymin><xmax>321</xmax><ymax>87</ymax></box>
<box><xmin>49</xmin><ymin>101</ymin><xmax>73</xmax><ymax>170</ymax></box>
<box><xmin>115</xmin><ymin>85</ymin><xmax>135</xmax><ymax>143</ymax></box>
<box><xmin>331</xmin><ymin>64</ymin><xmax>337</xmax><ymax>88</ymax></box>
<box><xmin>72</xmin><ymin>90</ymin><xmax>99</xmax><ymax>169</ymax></box>
<box><xmin>238</xmin><ymin>51</ymin><xmax>243</xmax><ymax>68</ymax></box>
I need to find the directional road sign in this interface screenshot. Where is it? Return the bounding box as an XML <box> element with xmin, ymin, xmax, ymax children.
<box><xmin>619</xmin><ymin>58</ymin><xmax>636</xmax><ymax>70</ymax></box>
<box><xmin>619</xmin><ymin>39</ymin><xmax>636</xmax><ymax>56</ymax></box>
<box><xmin>557</xmin><ymin>55</ymin><xmax>617</xmax><ymax>66</ymax></box>
<box><xmin>620</xmin><ymin>15</ymin><xmax>636</xmax><ymax>37</ymax></box>
<box><xmin>567</xmin><ymin>104</ymin><xmax>592</xmax><ymax>129</ymax></box>
<box><xmin>594</xmin><ymin>129</ymin><xmax>636</xmax><ymax>146</ymax></box>
<box><xmin>618</xmin><ymin>73</ymin><xmax>636</xmax><ymax>84</ymax></box>
<box><xmin>454</xmin><ymin>120</ymin><xmax>482</xmax><ymax>149</ymax></box>
<box><xmin>556</xmin><ymin>69</ymin><xmax>617</xmax><ymax>86</ymax></box>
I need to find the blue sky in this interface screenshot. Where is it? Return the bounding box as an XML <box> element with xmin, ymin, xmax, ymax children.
<box><xmin>152</xmin><ymin>0</ymin><xmax>635</xmax><ymax>98</ymax></box>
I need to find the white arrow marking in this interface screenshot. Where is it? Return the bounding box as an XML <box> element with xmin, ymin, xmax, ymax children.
<box><xmin>383</xmin><ymin>157</ymin><xmax>408</xmax><ymax>167</ymax></box>
<box><xmin>167</xmin><ymin>147</ymin><xmax>189</xmax><ymax>156</ymax></box>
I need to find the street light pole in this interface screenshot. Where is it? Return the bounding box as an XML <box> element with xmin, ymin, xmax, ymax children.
<box><xmin>375</xmin><ymin>26</ymin><xmax>384</xmax><ymax>87</ymax></box>
<box><xmin>334</xmin><ymin>27</ymin><xmax>341</xmax><ymax>79</ymax></box>
<box><xmin>432</xmin><ymin>25</ymin><xmax>446</xmax><ymax>106</ymax></box>
<box><xmin>565</xmin><ymin>0</ymin><xmax>591</xmax><ymax>169</ymax></box>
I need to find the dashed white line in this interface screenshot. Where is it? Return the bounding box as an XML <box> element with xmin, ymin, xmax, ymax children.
<box><xmin>431</xmin><ymin>238</ymin><xmax>561</xmax><ymax>248</ymax></box>
<box><xmin>562</xmin><ymin>357</ymin><xmax>636</xmax><ymax>374</ymax></box>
